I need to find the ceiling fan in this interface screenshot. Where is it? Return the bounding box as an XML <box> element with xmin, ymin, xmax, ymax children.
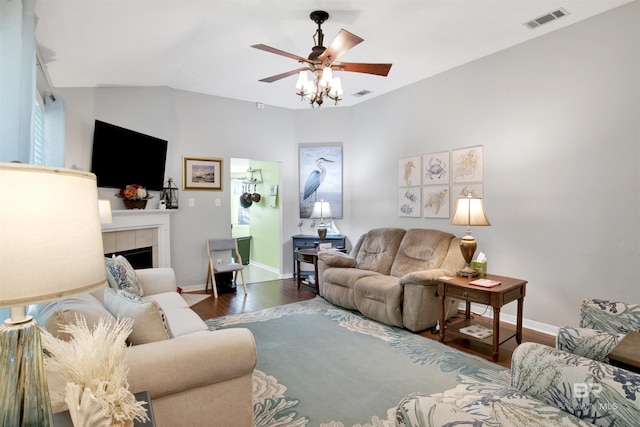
<box><xmin>251</xmin><ymin>10</ymin><xmax>392</xmax><ymax>106</ymax></box>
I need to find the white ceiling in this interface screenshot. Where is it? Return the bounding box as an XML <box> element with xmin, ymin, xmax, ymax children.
<box><xmin>34</xmin><ymin>0</ymin><xmax>633</xmax><ymax>110</ymax></box>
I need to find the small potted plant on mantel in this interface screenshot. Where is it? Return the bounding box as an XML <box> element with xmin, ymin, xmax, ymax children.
<box><xmin>116</xmin><ymin>184</ymin><xmax>153</xmax><ymax>209</ymax></box>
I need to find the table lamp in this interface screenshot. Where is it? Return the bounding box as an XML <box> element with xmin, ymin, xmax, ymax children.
<box><xmin>0</xmin><ymin>163</ymin><xmax>107</xmax><ymax>425</ymax></box>
<box><xmin>450</xmin><ymin>194</ymin><xmax>491</xmax><ymax>277</ymax></box>
<box><xmin>310</xmin><ymin>200</ymin><xmax>332</xmax><ymax>241</ymax></box>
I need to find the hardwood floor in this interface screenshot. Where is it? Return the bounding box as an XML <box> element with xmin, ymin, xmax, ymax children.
<box><xmin>187</xmin><ymin>278</ymin><xmax>555</xmax><ymax>369</ymax></box>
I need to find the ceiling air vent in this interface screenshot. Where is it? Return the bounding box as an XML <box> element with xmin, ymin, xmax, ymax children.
<box><xmin>524</xmin><ymin>8</ymin><xmax>569</xmax><ymax>29</ymax></box>
<box><xmin>353</xmin><ymin>90</ymin><xmax>372</xmax><ymax>97</ymax></box>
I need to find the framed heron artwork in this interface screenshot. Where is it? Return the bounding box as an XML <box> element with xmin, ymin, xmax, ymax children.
<box><xmin>299</xmin><ymin>143</ymin><xmax>343</xmax><ymax>219</ymax></box>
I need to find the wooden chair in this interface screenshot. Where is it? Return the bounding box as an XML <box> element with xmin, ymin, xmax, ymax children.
<box><xmin>205</xmin><ymin>238</ymin><xmax>248</xmax><ymax>298</ymax></box>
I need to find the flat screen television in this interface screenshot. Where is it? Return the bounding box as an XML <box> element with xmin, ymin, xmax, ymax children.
<box><xmin>91</xmin><ymin>120</ymin><xmax>168</xmax><ymax>191</ymax></box>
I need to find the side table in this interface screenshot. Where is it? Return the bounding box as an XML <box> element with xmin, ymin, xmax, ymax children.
<box><xmin>437</xmin><ymin>274</ymin><xmax>527</xmax><ymax>362</ymax></box>
<box><xmin>608</xmin><ymin>331</ymin><xmax>640</xmax><ymax>373</ymax></box>
<box><xmin>295</xmin><ymin>248</ymin><xmax>320</xmax><ymax>294</ymax></box>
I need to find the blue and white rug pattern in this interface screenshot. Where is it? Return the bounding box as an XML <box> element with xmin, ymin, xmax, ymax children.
<box><xmin>206</xmin><ymin>297</ymin><xmax>509</xmax><ymax>426</ymax></box>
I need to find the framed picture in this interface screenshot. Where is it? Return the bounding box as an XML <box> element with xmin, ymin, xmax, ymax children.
<box><xmin>398</xmin><ymin>156</ymin><xmax>421</xmax><ymax>187</ymax></box>
<box><xmin>398</xmin><ymin>187</ymin><xmax>421</xmax><ymax>217</ymax></box>
<box><xmin>299</xmin><ymin>143</ymin><xmax>343</xmax><ymax>219</ymax></box>
<box><xmin>423</xmin><ymin>185</ymin><xmax>450</xmax><ymax>218</ymax></box>
<box><xmin>183</xmin><ymin>156</ymin><xmax>223</xmax><ymax>191</ymax></box>
<box><xmin>422</xmin><ymin>151</ymin><xmax>449</xmax><ymax>185</ymax></box>
<box><xmin>452</xmin><ymin>146</ymin><xmax>483</xmax><ymax>183</ymax></box>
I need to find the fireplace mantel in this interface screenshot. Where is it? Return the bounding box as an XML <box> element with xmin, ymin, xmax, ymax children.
<box><xmin>102</xmin><ymin>209</ymin><xmax>175</xmax><ymax>267</ymax></box>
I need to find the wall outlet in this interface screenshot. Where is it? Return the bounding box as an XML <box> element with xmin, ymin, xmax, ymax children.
<box><xmin>216</xmin><ymin>258</ymin><xmax>222</xmax><ymax>266</ymax></box>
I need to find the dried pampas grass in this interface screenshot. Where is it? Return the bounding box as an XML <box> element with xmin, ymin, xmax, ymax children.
<box><xmin>41</xmin><ymin>315</ymin><xmax>149</xmax><ymax>426</ymax></box>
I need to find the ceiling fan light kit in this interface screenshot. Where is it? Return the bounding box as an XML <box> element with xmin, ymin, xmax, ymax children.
<box><xmin>252</xmin><ymin>10</ymin><xmax>392</xmax><ymax>108</ymax></box>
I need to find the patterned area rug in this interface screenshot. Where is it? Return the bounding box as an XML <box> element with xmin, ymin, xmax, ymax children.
<box><xmin>205</xmin><ymin>296</ymin><xmax>510</xmax><ymax>427</ymax></box>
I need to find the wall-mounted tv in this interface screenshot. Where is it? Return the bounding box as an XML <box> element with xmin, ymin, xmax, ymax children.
<box><xmin>91</xmin><ymin>120</ymin><xmax>168</xmax><ymax>191</ymax></box>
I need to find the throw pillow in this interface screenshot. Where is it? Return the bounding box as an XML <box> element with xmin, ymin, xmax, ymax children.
<box><xmin>103</xmin><ymin>288</ymin><xmax>171</xmax><ymax>345</ymax></box>
<box><xmin>116</xmin><ymin>255</ymin><xmax>144</xmax><ymax>296</ymax></box>
<box><xmin>104</xmin><ymin>255</ymin><xmax>143</xmax><ymax>296</ymax></box>
<box><xmin>28</xmin><ymin>292</ymin><xmax>116</xmax><ymax>341</ymax></box>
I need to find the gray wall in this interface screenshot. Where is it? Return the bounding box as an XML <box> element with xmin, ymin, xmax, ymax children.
<box><xmin>62</xmin><ymin>1</ymin><xmax>639</xmax><ymax>331</ymax></box>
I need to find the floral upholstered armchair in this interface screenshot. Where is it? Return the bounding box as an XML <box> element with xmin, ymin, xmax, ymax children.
<box><xmin>556</xmin><ymin>299</ymin><xmax>640</xmax><ymax>362</ymax></box>
<box><xmin>396</xmin><ymin>342</ymin><xmax>640</xmax><ymax>427</ymax></box>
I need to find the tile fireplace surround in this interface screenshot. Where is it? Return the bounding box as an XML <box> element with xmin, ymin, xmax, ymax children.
<box><xmin>101</xmin><ymin>209</ymin><xmax>173</xmax><ymax>268</ymax></box>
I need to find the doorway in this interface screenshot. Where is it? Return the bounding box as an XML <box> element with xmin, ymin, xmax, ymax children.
<box><xmin>230</xmin><ymin>158</ymin><xmax>281</xmax><ymax>283</ymax></box>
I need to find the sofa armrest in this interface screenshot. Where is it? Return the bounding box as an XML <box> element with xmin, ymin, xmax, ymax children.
<box><xmin>399</xmin><ymin>269</ymin><xmax>449</xmax><ymax>285</ymax></box>
<box><xmin>125</xmin><ymin>329</ymin><xmax>257</xmax><ymax>399</ymax></box>
<box><xmin>512</xmin><ymin>342</ymin><xmax>640</xmax><ymax>426</ymax></box>
<box><xmin>135</xmin><ymin>268</ymin><xmax>177</xmax><ymax>296</ymax></box>
<box><xmin>317</xmin><ymin>251</ymin><xmax>356</xmax><ymax>268</ymax></box>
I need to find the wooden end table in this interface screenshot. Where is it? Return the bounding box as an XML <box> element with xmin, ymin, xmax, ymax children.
<box><xmin>437</xmin><ymin>274</ymin><xmax>527</xmax><ymax>362</ymax></box>
<box><xmin>295</xmin><ymin>248</ymin><xmax>320</xmax><ymax>294</ymax></box>
<box><xmin>608</xmin><ymin>331</ymin><xmax>640</xmax><ymax>373</ymax></box>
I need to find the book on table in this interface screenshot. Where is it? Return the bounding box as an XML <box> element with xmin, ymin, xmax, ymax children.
<box><xmin>469</xmin><ymin>278</ymin><xmax>501</xmax><ymax>287</ymax></box>
<box><xmin>459</xmin><ymin>324</ymin><xmax>493</xmax><ymax>339</ymax></box>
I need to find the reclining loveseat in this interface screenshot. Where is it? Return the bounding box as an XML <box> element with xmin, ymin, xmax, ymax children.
<box><xmin>317</xmin><ymin>228</ymin><xmax>464</xmax><ymax>332</ymax></box>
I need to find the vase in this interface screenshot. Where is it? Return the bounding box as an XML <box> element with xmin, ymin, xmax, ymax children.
<box><xmin>122</xmin><ymin>199</ymin><xmax>148</xmax><ymax>210</ymax></box>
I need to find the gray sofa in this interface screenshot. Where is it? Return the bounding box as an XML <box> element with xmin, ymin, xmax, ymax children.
<box><xmin>397</xmin><ymin>342</ymin><xmax>640</xmax><ymax>426</ymax></box>
<box><xmin>30</xmin><ymin>267</ymin><xmax>257</xmax><ymax>427</ymax></box>
<box><xmin>318</xmin><ymin>228</ymin><xmax>464</xmax><ymax>332</ymax></box>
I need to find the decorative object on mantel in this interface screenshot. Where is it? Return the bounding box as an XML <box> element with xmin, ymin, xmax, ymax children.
<box><xmin>0</xmin><ymin>163</ymin><xmax>106</xmax><ymax>426</ymax></box>
<box><xmin>450</xmin><ymin>194</ymin><xmax>491</xmax><ymax>277</ymax></box>
<box><xmin>41</xmin><ymin>316</ymin><xmax>149</xmax><ymax>427</ymax></box>
<box><xmin>116</xmin><ymin>184</ymin><xmax>153</xmax><ymax>209</ymax></box>
<box><xmin>161</xmin><ymin>177</ymin><xmax>179</xmax><ymax>209</ymax></box>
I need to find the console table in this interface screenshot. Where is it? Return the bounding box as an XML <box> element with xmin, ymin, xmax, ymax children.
<box><xmin>291</xmin><ymin>234</ymin><xmax>346</xmax><ymax>280</ymax></box>
<box><xmin>437</xmin><ymin>274</ymin><xmax>527</xmax><ymax>362</ymax></box>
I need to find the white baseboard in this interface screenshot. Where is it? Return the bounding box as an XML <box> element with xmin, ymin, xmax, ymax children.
<box><xmin>459</xmin><ymin>302</ymin><xmax>559</xmax><ymax>337</ymax></box>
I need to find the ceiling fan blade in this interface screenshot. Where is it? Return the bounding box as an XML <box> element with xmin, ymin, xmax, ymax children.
<box><xmin>259</xmin><ymin>67</ymin><xmax>308</xmax><ymax>83</ymax></box>
<box><xmin>332</xmin><ymin>62</ymin><xmax>392</xmax><ymax>77</ymax></box>
<box><xmin>318</xmin><ymin>29</ymin><xmax>363</xmax><ymax>63</ymax></box>
<box><xmin>251</xmin><ymin>44</ymin><xmax>312</xmax><ymax>64</ymax></box>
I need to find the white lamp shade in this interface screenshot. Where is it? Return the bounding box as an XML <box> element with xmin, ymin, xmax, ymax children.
<box><xmin>310</xmin><ymin>201</ymin><xmax>332</xmax><ymax>220</ymax></box>
<box><xmin>450</xmin><ymin>196</ymin><xmax>491</xmax><ymax>227</ymax></box>
<box><xmin>0</xmin><ymin>163</ymin><xmax>107</xmax><ymax>308</ymax></box>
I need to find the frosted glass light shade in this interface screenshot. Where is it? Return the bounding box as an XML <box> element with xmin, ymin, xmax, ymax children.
<box><xmin>296</xmin><ymin>71</ymin><xmax>308</xmax><ymax>90</ymax></box>
<box><xmin>0</xmin><ymin>163</ymin><xmax>107</xmax><ymax>308</ymax></box>
<box><xmin>320</xmin><ymin>67</ymin><xmax>333</xmax><ymax>88</ymax></box>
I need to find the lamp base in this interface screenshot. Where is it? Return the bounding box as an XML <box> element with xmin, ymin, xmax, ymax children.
<box><xmin>1</xmin><ymin>318</ymin><xmax>54</xmax><ymax>426</ymax></box>
<box><xmin>457</xmin><ymin>265</ymin><xmax>479</xmax><ymax>278</ymax></box>
<box><xmin>317</xmin><ymin>226</ymin><xmax>327</xmax><ymax>241</ymax></box>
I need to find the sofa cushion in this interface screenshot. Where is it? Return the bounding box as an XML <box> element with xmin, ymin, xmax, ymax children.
<box><xmin>354</xmin><ymin>275</ymin><xmax>403</xmax><ymax>327</ymax></box>
<box><xmin>104</xmin><ymin>255</ymin><xmax>144</xmax><ymax>296</ymax></box>
<box><xmin>28</xmin><ymin>292</ymin><xmax>116</xmax><ymax>341</ymax></box>
<box><xmin>104</xmin><ymin>288</ymin><xmax>171</xmax><ymax>345</ymax></box>
<box><xmin>354</xmin><ymin>228</ymin><xmax>406</xmax><ymax>275</ymax></box>
<box><xmin>390</xmin><ymin>229</ymin><xmax>454</xmax><ymax>278</ymax></box>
